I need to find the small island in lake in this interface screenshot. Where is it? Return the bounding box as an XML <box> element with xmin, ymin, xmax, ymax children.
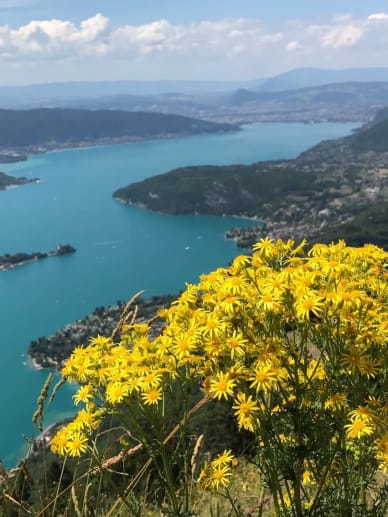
<box><xmin>0</xmin><ymin>171</ymin><xmax>38</xmax><ymax>190</ymax></box>
<box><xmin>0</xmin><ymin>244</ymin><xmax>76</xmax><ymax>272</ymax></box>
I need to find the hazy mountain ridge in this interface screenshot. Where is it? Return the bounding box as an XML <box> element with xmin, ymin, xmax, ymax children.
<box><xmin>228</xmin><ymin>82</ymin><xmax>388</xmax><ymax>107</ymax></box>
<box><xmin>2</xmin><ymin>68</ymin><xmax>388</xmax><ymax>105</ymax></box>
<box><xmin>2</xmin><ymin>69</ymin><xmax>388</xmax><ymax>125</ymax></box>
<box><xmin>0</xmin><ymin>80</ymin><xmax>254</xmax><ymax>108</ymax></box>
<box><xmin>257</xmin><ymin>67</ymin><xmax>388</xmax><ymax>91</ymax></box>
<box><xmin>25</xmin><ymin>81</ymin><xmax>388</xmax><ymax>125</ymax></box>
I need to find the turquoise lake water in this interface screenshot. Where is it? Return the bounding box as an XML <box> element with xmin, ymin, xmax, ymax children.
<box><xmin>0</xmin><ymin>122</ymin><xmax>358</xmax><ymax>467</ymax></box>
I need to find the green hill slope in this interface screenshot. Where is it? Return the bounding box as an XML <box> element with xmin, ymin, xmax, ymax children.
<box><xmin>113</xmin><ymin>163</ymin><xmax>316</xmax><ymax>217</ymax></box>
<box><xmin>348</xmin><ymin>119</ymin><xmax>388</xmax><ymax>153</ymax></box>
<box><xmin>314</xmin><ymin>202</ymin><xmax>388</xmax><ymax>249</ymax></box>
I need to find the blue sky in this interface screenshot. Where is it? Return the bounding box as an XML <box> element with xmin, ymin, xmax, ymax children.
<box><xmin>0</xmin><ymin>1</ymin><xmax>388</xmax><ymax>84</ymax></box>
<box><xmin>2</xmin><ymin>1</ymin><xmax>385</xmax><ymax>25</ymax></box>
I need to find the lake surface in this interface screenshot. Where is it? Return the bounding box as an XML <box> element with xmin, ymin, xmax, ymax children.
<box><xmin>0</xmin><ymin>122</ymin><xmax>358</xmax><ymax>466</ymax></box>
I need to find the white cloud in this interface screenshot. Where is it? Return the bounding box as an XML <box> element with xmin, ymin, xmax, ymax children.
<box><xmin>368</xmin><ymin>13</ymin><xmax>388</xmax><ymax>22</ymax></box>
<box><xmin>286</xmin><ymin>40</ymin><xmax>303</xmax><ymax>51</ymax></box>
<box><xmin>1</xmin><ymin>12</ymin><xmax>388</xmax><ymax>83</ymax></box>
<box><xmin>320</xmin><ymin>24</ymin><xmax>364</xmax><ymax>48</ymax></box>
<box><xmin>4</xmin><ymin>14</ymin><xmax>110</xmax><ymax>58</ymax></box>
<box><xmin>79</xmin><ymin>13</ymin><xmax>110</xmax><ymax>43</ymax></box>
<box><xmin>0</xmin><ymin>15</ymin><xmax>285</xmax><ymax>62</ymax></box>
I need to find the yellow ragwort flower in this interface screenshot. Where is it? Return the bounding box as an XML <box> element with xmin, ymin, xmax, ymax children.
<box><xmin>65</xmin><ymin>432</ymin><xmax>88</xmax><ymax>457</ymax></box>
<box><xmin>208</xmin><ymin>372</ymin><xmax>236</xmax><ymax>400</ymax></box>
<box><xmin>345</xmin><ymin>418</ymin><xmax>374</xmax><ymax>440</ymax></box>
<box><xmin>141</xmin><ymin>387</ymin><xmax>162</xmax><ymax>406</ymax></box>
<box><xmin>210</xmin><ymin>465</ymin><xmax>232</xmax><ymax>490</ymax></box>
<box><xmin>232</xmin><ymin>392</ymin><xmax>259</xmax><ymax>430</ymax></box>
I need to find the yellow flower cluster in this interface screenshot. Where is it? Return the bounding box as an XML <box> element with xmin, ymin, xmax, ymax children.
<box><xmin>51</xmin><ymin>404</ymin><xmax>101</xmax><ymax>456</ymax></box>
<box><xmin>52</xmin><ymin>239</ymin><xmax>388</xmax><ymax>477</ymax></box>
<box><xmin>197</xmin><ymin>450</ymin><xmax>237</xmax><ymax>490</ymax></box>
<box><xmin>51</xmin><ymin>327</ymin><xmax>172</xmax><ymax>455</ymax></box>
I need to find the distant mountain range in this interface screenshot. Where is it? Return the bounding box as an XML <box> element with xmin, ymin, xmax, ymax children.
<box><xmin>0</xmin><ymin>80</ymin><xmax>254</xmax><ymax>108</ymax></box>
<box><xmin>229</xmin><ymin>81</ymin><xmax>388</xmax><ymax>106</ymax></box>
<box><xmin>1</xmin><ymin>68</ymin><xmax>388</xmax><ymax>138</ymax></box>
<box><xmin>256</xmin><ymin>67</ymin><xmax>388</xmax><ymax>92</ymax></box>
<box><xmin>5</xmin><ymin>80</ymin><xmax>385</xmax><ymax>125</ymax></box>
<box><xmin>221</xmin><ymin>81</ymin><xmax>388</xmax><ymax>122</ymax></box>
<box><xmin>2</xmin><ymin>67</ymin><xmax>388</xmax><ymax>108</ymax></box>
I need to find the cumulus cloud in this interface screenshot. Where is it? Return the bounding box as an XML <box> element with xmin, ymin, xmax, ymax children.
<box><xmin>3</xmin><ymin>13</ymin><xmax>110</xmax><ymax>58</ymax></box>
<box><xmin>0</xmin><ymin>15</ymin><xmax>285</xmax><ymax>62</ymax></box>
<box><xmin>0</xmin><ymin>13</ymin><xmax>381</xmax><ymax>62</ymax></box>
<box><xmin>1</xmin><ymin>12</ymin><xmax>388</xmax><ymax>82</ymax></box>
<box><xmin>320</xmin><ymin>24</ymin><xmax>364</xmax><ymax>48</ymax></box>
<box><xmin>368</xmin><ymin>13</ymin><xmax>388</xmax><ymax>22</ymax></box>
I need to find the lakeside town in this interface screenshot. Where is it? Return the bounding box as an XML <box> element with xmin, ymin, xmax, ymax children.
<box><xmin>225</xmin><ymin>147</ymin><xmax>388</xmax><ymax>248</ymax></box>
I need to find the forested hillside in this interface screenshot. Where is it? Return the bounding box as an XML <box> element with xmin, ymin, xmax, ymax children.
<box><xmin>0</xmin><ymin>109</ymin><xmax>236</xmax><ymax>149</ymax></box>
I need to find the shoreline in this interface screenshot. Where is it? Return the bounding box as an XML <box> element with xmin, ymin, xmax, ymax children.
<box><xmin>0</xmin><ymin>127</ymin><xmax>240</xmax><ymax>164</ymax></box>
<box><xmin>114</xmin><ymin>196</ymin><xmax>265</xmax><ymax>224</ymax></box>
<box><xmin>0</xmin><ymin>120</ymin><xmax>358</xmax><ymax>166</ymax></box>
<box><xmin>4</xmin><ymin>179</ymin><xmax>40</xmax><ymax>190</ymax></box>
<box><xmin>0</xmin><ymin>258</ymin><xmax>37</xmax><ymax>272</ymax></box>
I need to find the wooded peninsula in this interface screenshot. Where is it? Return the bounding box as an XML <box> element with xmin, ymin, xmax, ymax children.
<box><xmin>114</xmin><ymin>110</ymin><xmax>388</xmax><ymax>250</ymax></box>
<box><xmin>0</xmin><ymin>108</ymin><xmax>238</xmax><ymax>163</ymax></box>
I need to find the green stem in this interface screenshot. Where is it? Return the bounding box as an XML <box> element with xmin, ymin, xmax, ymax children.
<box><xmin>292</xmin><ymin>332</ymin><xmax>305</xmax><ymax>517</ymax></box>
<box><xmin>51</xmin><ymin>456</ymin><xmax>68</xmax><ymax>517</ymax></box>
<box><xmin>159</xmin><ymin>443</ymin><xmax>180</xmax><ymax>513</ymax></box>
<box><xmin>340</xmin><ymin>430</ymin><xmax>352</xmax><ymax>516</ymax></box>
<box><xmin>225</xmin><ymin>488</ymin><xmax>244</xmax><ymax>517</ymax></box>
